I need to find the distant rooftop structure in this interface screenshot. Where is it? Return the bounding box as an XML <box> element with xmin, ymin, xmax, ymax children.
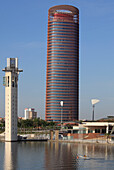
<box><xmin>107</xmin><ymin>116</ymin><xmax>114</xmax><ymax>119</ymax></box>
<box><xmin>97</xmin><ymin>116</ymin><xmax>114</xmax><ymax>122</ymax></box>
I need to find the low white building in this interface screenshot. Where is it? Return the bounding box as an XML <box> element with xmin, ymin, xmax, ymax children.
<box><xmin>82</xmin><ymin>122</ymin><xmax>114</xmax><ymax>134</ymax></box>
<box><xmin>73</xmin><ymin>122</ymin><xmax>114</xmax><ymax>134</ymax></box>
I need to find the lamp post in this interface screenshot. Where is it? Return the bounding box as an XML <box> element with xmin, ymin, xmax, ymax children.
<box><xmin>92</xmin><ymin>104</ymin><xmax>95</xmax><ymax>121</ymax></box>
<box><xmin>60</xmin><ymin>101</ymin><xmax>63</xmax><ymax>131</ymax></box>
<box><xmin>91</xmin><ymin>99</ymin><xmax>100</xmax><ymax>121</ymax></box>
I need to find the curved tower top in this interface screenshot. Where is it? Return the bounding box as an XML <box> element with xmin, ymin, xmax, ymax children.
<box><xmin>48</xmin><ymin>5</ymin><xmax>79</xmax><ymax>24</ymax></box>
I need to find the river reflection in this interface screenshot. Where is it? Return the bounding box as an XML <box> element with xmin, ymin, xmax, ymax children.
<box><xmin>2</xmin><ymin>142</ymin><xmax>114</xmax><ymax>170</ymax></box>
<box><xmin>4</xmin><ymin>142</ymin><xmax>17</xmax><ymax>170</ymax></box>
<box><xmin>45</xmin><ymin>142</ymin><xmax>78</xmax><ymax>170</ymax></box>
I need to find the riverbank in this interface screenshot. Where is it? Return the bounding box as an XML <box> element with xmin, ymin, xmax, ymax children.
<box><xmin>49</xmin><ymin>138</ymin><xmax>114</xmax><ymax>145</ymax></box>
<box><xmin>1</xmin><ymin>131</ymin><xmax>114</xmax><ymax>145</ymax></box>
<box><xmin>1</xmin><ymin>138</ymin><xmax>114</xmax><ymax>145</ymax></box>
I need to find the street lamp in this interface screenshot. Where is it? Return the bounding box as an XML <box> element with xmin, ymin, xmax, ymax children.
<box><xmin>60</xmin><ymin>101</ymin><xmax>63</xmax><ymax>131</ymax></box>
<box><xmin>91</xmin><ymin>99</ymin><xmax>100</xmax><ymax>121</ymax></box>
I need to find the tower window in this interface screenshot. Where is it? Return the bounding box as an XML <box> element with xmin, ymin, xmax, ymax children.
<box><xmin>8</xmin><ymin>76</ymin><xmax>9</xmax><ymax>87</ymax></box>
<box><xmin>12</xmin><ymin>76</ymin><xmax>15</xmax><ymax>87</ymax></box>
<box><xmin>15</xmin><ymin>77</ymin><xmax>17</xmax><ymax>87</ymax></box>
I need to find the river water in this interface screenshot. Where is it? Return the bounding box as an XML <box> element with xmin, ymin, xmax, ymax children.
<box><xmin>0</xmin><ymin>141</ymin><xmax>114</xmax><ymax>170</ymax></box>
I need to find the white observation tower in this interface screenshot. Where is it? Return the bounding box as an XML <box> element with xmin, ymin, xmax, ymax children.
<box><xmin>3</xmin><ymin>58</ymin><xmax>23</xmax><ymax>142</ymax></box>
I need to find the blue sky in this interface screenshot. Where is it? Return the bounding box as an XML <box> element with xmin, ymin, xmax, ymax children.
<box><xmin>0</xmin><ymin>0</ymin><xmax>114</xmax><ymax>120</ymax></box>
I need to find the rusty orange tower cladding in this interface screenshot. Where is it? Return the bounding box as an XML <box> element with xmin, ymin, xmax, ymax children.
<box><xmin>45</xmin><ymin>5</ymin><xmax>79</xmax><ymax>122</ymax></box>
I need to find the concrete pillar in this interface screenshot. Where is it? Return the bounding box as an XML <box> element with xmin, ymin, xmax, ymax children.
<box><xmin>50</xmin><ymin>130</ymin><xmax>53</xmax><ymax>140</ymax></box>
<box><xmin>93</xmin><ymin>129</ymin><xmax>95</xmax><ymax>133</ymax></box>
<box><xmin>106</xmin><ymin>125</ymin><xmax>109</xmax><ymax>134</ymax></box>
<box><xmin>100</xmin><ymin>129</ymin><xmax>102</xmax><ymax>133</ymax></box>
<box><xmin>86</xmin><ymin>128</ymin><xmax>88</xmax><ymax>134</ymax></box>
<box><xmin>55</xmin><ymin>130</ymin><xmax>59</xmax><ymax>141</ymax></box>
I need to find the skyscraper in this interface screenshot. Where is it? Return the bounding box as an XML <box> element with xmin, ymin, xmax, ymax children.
<box><xmin>45</xmin><ymin>5</ymin><xmax>79</xmax><ymax>122</ymax></box>
<box><xmin>3</xmin><ymin>58</ymin><xmax>23</xmax><ymax>141</ymax></box>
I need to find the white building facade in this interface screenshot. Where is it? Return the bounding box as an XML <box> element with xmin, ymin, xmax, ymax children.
<box><xmin>73</xmin><ymin>122</ymin><xmax>114</xmax><ymax>134</ymax></box>
<box><xmin>24</xmin><ymin>108</ymin><xmax>37</xmax><ymax>120</ymax></box>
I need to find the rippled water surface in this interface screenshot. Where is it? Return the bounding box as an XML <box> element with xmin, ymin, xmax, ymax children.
<box><xmin>0</xmin><ymin>142</ymin><xmax>114</xmax><ymax>170</ymax></box>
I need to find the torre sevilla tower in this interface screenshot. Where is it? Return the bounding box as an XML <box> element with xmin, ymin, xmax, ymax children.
<box><xmin>45</xmin><ymin>5</ymin><xmax>79</xmax><ymax>122</ymax></box>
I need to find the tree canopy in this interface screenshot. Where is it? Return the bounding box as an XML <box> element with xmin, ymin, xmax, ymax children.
<box><xmin>18</xmin><ymin>118</ymin><xmax>55</xmax><ymax>129</ymax></box>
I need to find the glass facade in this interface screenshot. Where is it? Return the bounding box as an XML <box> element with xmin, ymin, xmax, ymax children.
<box><xmin>45</xmin><ymin>5</ymin><xmax>79</xmax><ymax>122</ymax></box>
